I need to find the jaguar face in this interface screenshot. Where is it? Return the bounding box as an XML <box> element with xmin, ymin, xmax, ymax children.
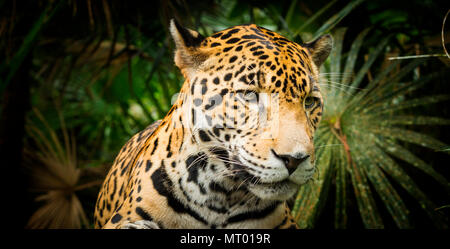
<box><xmin>170</xmin><ymin>20</ymin><xmax>332</xmax><ymax>201</ymax></box>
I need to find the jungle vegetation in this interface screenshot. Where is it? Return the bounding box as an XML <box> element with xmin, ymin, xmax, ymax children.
<box><xmin>0</xmin><ymin>0</ymin><xmax>449</xmax><ymax>228</ymax></box>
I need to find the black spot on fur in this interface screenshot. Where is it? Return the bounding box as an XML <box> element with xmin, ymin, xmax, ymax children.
<box><xmin>276</xmin><ymin>68</ymin><xmax>283</xmax><ymax>76</ymax></box>
<box><xmin>145</xmin><ymin>160</ymin><xmax>152</xmax><ymax>172</ymax></box>
<box><xmin>111</xmin><ymin>213</ymin><xmax>122</xmax><ymax>224</ymax></box>
<box><xmin>226</xmin><ymin>38</ymin><xmax>240</xmax><ymax>44</ymax></box>
<box><xmin>221</xmin><ymin>34</ymin><xmax>232</xmax><ymax>40</ymax></box>
<box><xmin>242</xmin><ymin>34</ymin><xmax>264</xmax><ymax>40</ymax></box>
<box><xmin>212</xmin><ymin>32</ymin><xmax>222</xmax><ymax>38</ymax></box>
<box><xmin>199</xmin><ymin>130</ymin><xmax>211</xmax><ymax>142</ymax></box>
<box><xmin>207</xmin><ymin>205</ymin><xmax>228</xmax><ymax>214</ymax></box>
<box><xmin>252</xmin><ymin>51</ymin><xmax>264</xmax><ymax>56</ymax></box>
<box><xmin>186</xmin><ymin>152</ymin><xmax>208</xmax><ymax>185</ymax></box>
<box><xmin>150</xmin><ymin>138</ymin><xmax>159</xmax><ymax>155</ymax></box>
<box><xmin>191</xmin><ymin>108</ymin><xmax>196</xmax><ymax>125</ymax></box>
<box><xmin>210</xmin><ymin>147</ymin><xmax>228</xmax><ymax>159</ymax></box>
<box><xmin>209</xmin><ymin>181</ymin><xmax>230</xmax><ymax>194</ymax></box>
<box><xmin>201</xmin><ymin>78</ymin><xmax>208</xmax><ymax>94</ymax></box>
<box><xmin>135</xmin><ymin>206</ymin><xmax>152</xmax><ymax>220</ymax></box>
<box><xmin>227</xmin><ymin>201</ymin><xmax>281</xmax><ymax>224</ymax></box>
<box><xmin>227</xmin><ymin>28</ymin><xmax>240</xmax><ymax>35</ymax></box>
<box><xmin>212</xmin><ymin>126</ymin><xmax>221</xmax><ymax>137</ymax></box>
<box><xmin>151</xmin><ymin>165</ymin><xmax>208</xmax><ymax>225</ymax></box>
<box><xmin>224</xmin><ymin>73</ymin><xmax>232</xmax><ymax>81</ymax></box>
<box><xmin>220</xmin><ymin>88</ymin><xmax>229</xmax><ymax>96</ymax></box>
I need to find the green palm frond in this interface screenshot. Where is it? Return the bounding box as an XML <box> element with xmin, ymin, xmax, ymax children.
<box><xmin>291</xmin><ymin>29</ymin><xmax>450</xmax><ymax>229</ymax></box>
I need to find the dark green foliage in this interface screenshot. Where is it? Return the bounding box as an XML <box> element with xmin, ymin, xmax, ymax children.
<box><xmin>0</xmin><ymin>0</ymin><xmax>448</xmax><ymax>228</ymax></box>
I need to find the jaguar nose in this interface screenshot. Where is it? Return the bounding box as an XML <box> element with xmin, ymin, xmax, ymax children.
<box><xmin>272</xmin><ymin>150</ymin><xmax>310</xmax><ymax>175</ymax></box>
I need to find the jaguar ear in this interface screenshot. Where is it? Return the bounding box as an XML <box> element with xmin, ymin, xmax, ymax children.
<box><xmin>304</xmin><ymin>34</ymin><xmax>333</xmax><ymax>67</ymax></box>
<box><xmin>170</xmin><ymin>19</ymin><xmax>205</xmax><ymax>48</ymax></box>
<box><xmin>169</xmin><ymin>19</ymin><xmax>207</xmax><ymax>75</ymax></box>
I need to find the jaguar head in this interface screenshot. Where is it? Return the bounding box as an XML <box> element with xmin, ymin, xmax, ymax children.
<box><xmin>170</xmin><ymin>19</ymin><xmax>332</xmax><ymax>201</ymax></box>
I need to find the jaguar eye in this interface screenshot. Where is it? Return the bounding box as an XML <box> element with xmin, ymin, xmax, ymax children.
<box><xmin>304</xmin><ymin>96</ymin><xmax>316</xmax><ymax>109</ymax></box>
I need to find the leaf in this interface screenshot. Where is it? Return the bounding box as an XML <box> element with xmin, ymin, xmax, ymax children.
<box><xmin>364</xmin><ymin>71</ymin><xmax>445</xmax><ymax>111</ymax></box>
<box><xmin>368</xmin><ymin>95</ymin><xmax>450</xmax><ymax>116</ymax></box>
<box><xmin>228</xmin><ymin>1</ymin><xmax>250</xmax><ymax>20</ymax></box>
<box><xmin>348</xmin><ymin>146</ymin><xmax>384</xmax><ymax>228</ymax></box>
<box><xmin>313</xmin><ymin>0</ymin><xmax>366</xmax><ymax>39</ymax></box>
<box><xmin>321</xmin><ymin>28</ymin><xmax>346</xmax><ymax>106</ymax></box>
<box><xmin>374</xmin><ymin>137</ymin><xmax>450</xmax><ymax>192</ymax></box>
<box><xmin>356</xmin><ymin>142</ymin><xmax>412</xmax><ymax>228</ymax></box>
<box><xmin>365</xmin><ymin>143</ymin><xmax>448</xmax><ymax>228</ymax></box>
<box><xmin>355</xmin><ymin>58</ymin><xmax>427</xmax><ymax>110</ymax></box>
<box><xmin>293</xmin><ymin>0</ymin><xmax>339</xmax><ymax>37</ymax></box>
<box><xmin>386</xmin><ymin>58</ymin><xmax>426</xmax><ymax>84</ymax></box>
<box><xmin>348</xmin><ymin>36</ymin><xmax>391</xmax><ymax>94</ymax></box>
<box><xmin>285</xmin><ymin>0</ymin><xmax>298</xmax><ymax>28</ymax></box>
<box><xmin>334</xmin><ymin>143</ymin><xmax>348</xmax><ymax>228</ymax></box>
<box><xmin>342</xmin><ymin>28</ymin><xmax>371</xmax><ymax>85</ymax></box>
<box><xmin>369</xmin><ymin>126</ymin><xmax>448</xmax><ymax>152</ymax></box>
<box><xmin>438</xmin><ymin>146</ymin><xmax>450</xmax><ymax>152</ymax></box>
<box><xmin>24</xmin><ymin>108</ymin><xmax>92</xmax><ymax>228</ymax></box>
<box><xmin>0</xmin><ymin>0</ymin><xmax>63</xmax><ymax>93</ymax></box>
<box><xmin>292</xmin><ymin>131</ymin><xmax>334</xmax><ymax>228</ymax></box>
<box><xmin>308</xmin><ymin>136</ymin><xmax>338</xmax><ymax>227</ymax></box>
<box><xmin>347</xmin><ymin>59</ymin><xmax>401</xmax><ymax>111</ymax></box>
<box><xmin>330</xmin><ymin>28</ymin><xmax>347</xmax><ymax>80</ymax></box>
<box><xmin>379</xmin><ymin>115</ymin><xmax>450</xmax><ymax>126</ymax></box>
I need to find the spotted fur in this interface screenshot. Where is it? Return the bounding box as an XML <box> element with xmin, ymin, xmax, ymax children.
<box><xmin>94</xmin><ymin>19</ymin><xmax>332</xmax><ymax>229</ymax></box>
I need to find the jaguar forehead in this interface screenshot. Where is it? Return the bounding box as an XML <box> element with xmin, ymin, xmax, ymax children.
<box><xmin>192</xmin><ymin>25</ymin><xmax>321</xmax><ymax>104</ymax></box>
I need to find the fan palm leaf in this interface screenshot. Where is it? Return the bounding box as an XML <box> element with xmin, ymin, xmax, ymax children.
<box><xmin>25</xmin><ymin>108</ymin><xmax>102</xmax><ymax>228</ymax></box>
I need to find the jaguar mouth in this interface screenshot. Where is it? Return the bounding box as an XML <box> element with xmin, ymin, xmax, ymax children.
<box><xmin>226</xmin><ymin>154</ymin><xmax>312</xmax><ymax>200</ymax></box>
<box><xmin>225</xmin><ymin>151</ymin><xmax>314</xmax><ymax>195</ymax></box>
<box><xmin>247</xmin><ymin>178</ymin><xmax>299</xmax><ymax>201</ymax></box>
<box><xmin>249</xmin><ymin>178</ymin><xmax>297</xmax><ymax>187</ymax></box>
<box><xmin>235</xmin><ymin>154</ymin><xmax>290</xmax><ymax>183</ymax></box>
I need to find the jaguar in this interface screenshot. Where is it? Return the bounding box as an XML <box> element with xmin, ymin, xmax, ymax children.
<box><xmin>94</xmin><ymin>19</ymin><xmax>332</xmax><ymax>229</ymax></box>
